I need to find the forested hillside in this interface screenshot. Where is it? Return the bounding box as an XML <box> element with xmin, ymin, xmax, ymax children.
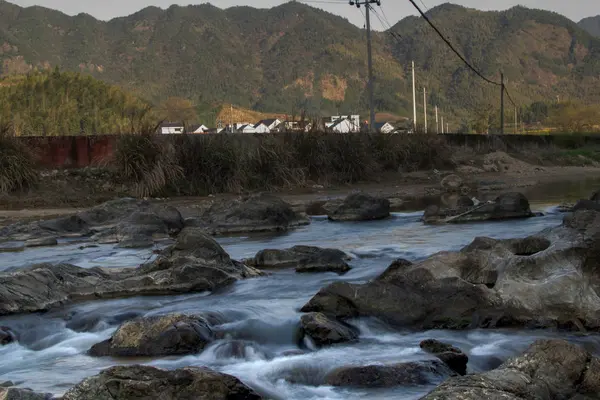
<box><xmin>0</xmin><ymin>1</ymin><xmax>599</xmax><ymax>124</ymax></box>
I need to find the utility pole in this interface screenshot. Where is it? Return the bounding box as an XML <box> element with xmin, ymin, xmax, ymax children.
<box><xmin>441</xmin><ymin>115</ymin><xmax>444</xmax><ymax>134</ymax></box>
<box><xmin>447</xmin><ymin>122</ymin><xmax>449</xmax><ymax>133</ymax></box>
<box><xmin>500</xmin><ymin>73</ymin><xmax>505</xmax><ymax>134</ymax></box>
<box><xmin>514</xmin><ymin>107</ymin><xmax>517</xmax><ymax>135</ymax></box>
<box><xmin>412</xmin><ymin>61</ymin><xmax>417</xmax><ymax>131</ymax></box>
<box><xmin>435</xmin><ymin>105</ymin><xmax>439</xmax><ymax>134</ymax></box>
<box><xmin>350</xmin><ymin>0</ymin><xmax>380</xmax><ymax>132</ymax></box>
<box><xmin>423</xmin><ymin>88</ymin><xmax>427</xmax><ymax>133</ymax></box>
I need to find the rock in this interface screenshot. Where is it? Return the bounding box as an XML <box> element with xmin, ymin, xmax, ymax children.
<box><xmin>574</xmin><ymin>199</ymin><xmax>600</xmax><ymax>212</ymax></box>
<box><xmin>302</xmin><ymin>210</ymin><xmax>600</xmax><ymax>331</ymax></box>
<box><xmin>420</xmin><ymin>339</ymin><xmax>469</xmax><ymax>375</ymax></box>
<box><xmin>38</xmin><ymin>215</ymin><xmax>88</xmax><ymax>235</ymax></box>
<box><xmin>300</xmin><ymin>312</ymin><xmax>358</xmax><ymax>347</ymax></box>
<box><xmin>89</xmin><ymin>314</ymin><xmax>213</xmax><ymax>357</ymax></box>
<box><xmin>325</xmin><ymin>360</ymin><xmax>455</xmax><ymax>388</ymax></box>
<box><xmin>62</xmin><ymin>365</ymin><xmax>262</xmax><ymax>400</ymax></box>
<box><xmin>327</xmin><ymin>193</ymin><xmax>390</xmax><ymax>222</ymax></box>
<box><xmin>0</xmin><ymin>228</ymin><xmax>261</xmax><ymax>316</ymax></box>
<box><xmin>423</xmin><ymin>192</ymin><xmax>534</xmax><ymax>224</ymax></box>
<box><xmin>199</xmin><ymin>193</ymin><xmax>310</xmax><ymax>235</ymax></box>
<box><xmin>441</xmin><ymin>194</ymin><xmax>474</xmax><ymax>209</ymax></box>
<box><xmin>441</xmin><ymin>174</ymin><xmax>464</xmax><ymax>192</ymax></box>
<box><xmin>0</xmin><ymin>327</ymin><xmax>16</xmax><ymax>345</ymax></box>
<box><xmin>0</xmin><ymin>198</ymin><xmax>183</xmax><ymax>244</ymax></box>
<box><xmin>24</xmin><ymin>237</ymin><xmax>58</xmax><ymax>248</ymax></box>
<box><xmin>422</xmin><ymin>339</ymin><xmax>600</xmax><ymax>399</ymax></box>
<box><xmin>250</xmin><ymin>246</ymin><xmax>351</xmax><ymax>274</ymax></box>
<box><xmin>591</xmin><ymin>190</ymin><xmax>600</xmax><ymax>202</ymax></box>
<box><xmin>0</xmin><ymin>387</ymin><xmax>54</xmax><ymax>400</ymax></box>
<box><xmin>0</xmin><ymin>382</ymin><xmax>13</xmax><ymax>388</ymax></box>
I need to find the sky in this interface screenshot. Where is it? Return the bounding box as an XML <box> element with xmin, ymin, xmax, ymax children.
<box><xmin>8</xmin><ymin>0</ymin><xmax>600</xmax><ymax>29</ymax></box>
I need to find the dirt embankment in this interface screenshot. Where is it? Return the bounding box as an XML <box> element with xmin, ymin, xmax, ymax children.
<box><xmin>0</xmin><ymin>151</ymin><xmax>598</xmax><ymax>226</ymax></box>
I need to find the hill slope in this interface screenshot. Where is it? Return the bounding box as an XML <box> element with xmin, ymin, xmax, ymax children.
<box><xmin>0</xmin><ymin>1</ymin><xmax>599</xmax><ymax>124</ymax></box>
<box><xmin>579</xmin><ymin>16</ymin><xmax>600</xmax><ymax>38</ymax></box>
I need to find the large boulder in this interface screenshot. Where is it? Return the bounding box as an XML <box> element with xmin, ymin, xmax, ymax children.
<box><xmin>420</xmin><ymin>339</ymin><xmax>468</xmax><ymax>376</ymax></box>
<box><xmin>62</xmin><ymin>365</ymin><xmax>262</xmax><ymax>400</ymax></box>
<box><xmin>0</xmin><ymin>198</ymin><xmax>184</xmax><ymax>245</ymax></box>
<box><xmin>327</xmin><ymin>193</ymin><xmax>390</xmax><ymax>222</ymax></box>
<box><xmin>302</xmin><ymin>210</ymin><xmax>600</xmax><ymax>331</ymax></box>
<box><xmin>423</xmin><ymin>192</ymin><xmax>534</xmax><ymax>224</ymax></box>
<box><xmin>325</xmin><ymin>361</ymin><xmax>455</xmax><ymax>388</ymax></box>
<box><xmin>89</xmin><ymin>314</ymin><xmax>213</xmax><ymax>357</ymax></box>
<box><xmin>422</xmin><ymin>339</ymin><xmax>600</xmax><ymax>399</ymax></box>
<box><xmin>0</xmin><ymin>387</ymin><xmax>55</xmax><ymax>400</ymax></box>
<box><xmin>250</xmin><ymin>246</ymin><xmax>351</xmax><ymax>274</ymax></box>
<box><xmin>300</xmin><ymin>312</ymin><xmax>358</xmax><ymax>347</ymax></box>
<box><xmin>0</xmin><ymin>327</ymin><xmax>16</xmax><ymax>345</ymax></box>
<box><xmin>199</xmin><ymin>194</ymin><xmax>310</xmax><ymax>235</ymax></box>
<box><xmin>0</xmin><ymin>228</ymin><xmax>261</xmax><ymax>316</ymax></box>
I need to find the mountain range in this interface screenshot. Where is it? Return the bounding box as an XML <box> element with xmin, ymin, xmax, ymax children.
<box><xmin>1</xmin><ymin>0</ymin><xmax>600</xmax><ymax>123</ymax></box>
<box><xmin>579</xmin><ymin>16</ymin><xmax>600</xmax><ymax>38</ymax></box>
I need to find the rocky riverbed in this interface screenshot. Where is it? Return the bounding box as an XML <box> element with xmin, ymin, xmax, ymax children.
<box><xmin>1</xmin><ymin>191</ymin><xmax>600</xmax><ymax>399</ymax></box>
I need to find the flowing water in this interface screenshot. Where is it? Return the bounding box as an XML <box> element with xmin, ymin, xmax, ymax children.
<box><xmin>1</xmin><ymin>202</ymin><xmax>600</xmax><ymax>399</ymax></box>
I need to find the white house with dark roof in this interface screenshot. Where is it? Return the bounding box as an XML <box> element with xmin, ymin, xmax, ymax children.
<box><xmin>375</xmin><ymin>122</ymin><xmax>396</xmax><ymax>133</ymax></box>
<box><xmin>236</xmin><ymin>124</ymin><xmax>257</xmax><ymax>134</ymax></box>
<box><xmin>187</xmin><ymin>124</ymin><xmax>209</xmax><ymax>134</ymax></box>
<box><xmin>159</xmin><ymin>122</ymin><xmax>185</xmax><ymax>134</ymax></box>
<box><xmin>253</xmin><ymin>122</ymin><xmax>270</xmax><ymax>133</ymax></box>
<box><xmin>256</xmin><ymin>118</ymin><xmax>281</xmax><ymax>131</ymax></box>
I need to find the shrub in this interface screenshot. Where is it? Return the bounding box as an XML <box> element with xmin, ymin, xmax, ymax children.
<box><xmin>0</xmin><ymin>134</ymin><xmax>38</xmax><ymax>194</ymax></box>
<box><xmin>113</xmin><ymin>134</ymin><xmax>183</xmax><ymax>197</ymax></box>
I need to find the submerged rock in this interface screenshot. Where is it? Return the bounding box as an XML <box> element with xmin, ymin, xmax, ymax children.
<box><xmin>62</xmin><ymin>365</ymin><xmax>262</xmax><ymax>400</ymax></box>
<box><xmin>250</xmin><ymin>246</ymin><xmax>351</xmax><ymax>274</ymax></box>
<box><xmin>327</xmin><ymin>193</ymin><xmax>390</xmax><ymax>222</ymax></box>
<box><xmin>420</xmin><ymin>339</ymin><xmax>468</xmax><ymax>376</ymax></box>
<box><xmin>325</xmin><ymin>360</ymin><xmax>455</xmax><ymax>388</ymax></box>
<box><xmin>89</xmin><ymin>314</ymin><xmax>213</xmax><ymax>357</ymax></box>
<box><xmin>423</xmin><ymin>192</ymin><xmax>534</xmax><ymax>224</ymax></box>
<box><xmin>0</xmin><ymin>387</ymin><xmax>54</xmax><ymax>400</ymax></box>
<box><xmin>197</xmin><ymin>193</ymin><xmax>310</xmax><ymax>235</ymax></box>
<box><xmin>302</xmin><ymin>210</ymin><xmax>600</xmax><ymax>331</ymax></box>
<box><xmin>0</xmin><ymin>228</ymin><xmax>261</xmax><ymax>316</ymax></box>
<box><xmin>422</xmin><ymin>339</ymin><xmax>600</xmax><ymax>399</ymax></box>
<box><xmin>300</xmin><ymin>312</ymin><xmax>358</xmax><ymax>347</ymax></box>
<box><xmin>0</xmin><ymin>327</ymin><xmax>16</xmax><ymax>345</ymax></box>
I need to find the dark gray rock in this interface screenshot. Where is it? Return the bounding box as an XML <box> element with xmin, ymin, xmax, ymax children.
<box><xmin>423</xmin><ymin>192</ymin><xmax>534</xmax><ymax>224</ymax></box>
<box><xmin>250</xmin><ymin>246</ymin><xmax>351</xmax><ymax>274</ymax></box>
<box><xmin>0</xmin><ymin>327</ymin><xmax>16</xmax><ymax>345</ymax></box>
<box><xmin>441</xmin><ymin>174</ymin><xmax>464</xmax><ymax>192</ymax></box>
<box><xmin>300</xmin><ymin>312</ymin><xmax>358</xmax><ymax>347</ymax></box>
<box><xmin>24</xmin><ymin>237</ymin><xmax>58</xmax><ymax>248</ymax></box>
<box><xmin>62</xmin><ymin>365</ymin><xmax>263</xmax><ymax>400</ymax></box>
<box><xmin>574</xmin><ymin>199</ymin><xmax>600</xmax><ymax>212</ymax></box>
<box><xmin>302</xmin><ymin>210</ymin><xmax>600</xmax><ymax>331</ymax></box>
<box><xmin>200</xmin><ymin>194</ymin><xmax>310</xmax><ymax>235</ymax></box>
<box><xmin>89</xmin><ymin>314</ymin><xmax>213</xmax><ymax>357</ymax></box>
<box><xmin>420</xmin><ymin>339</ymin><xmax>468</xmax><ymax>375</ymax></box>
<box><xmin>38</xmin><ymin>215</ymin><xmax>88</xmax><ymax>235</ymax></box>
<box><xmin>327</xmin><ymin>193</ymin><xmax>390</xmax><ymax>222</ymax></box>
<box><xmin>421</xmin><ymin>339</ymin><xmax>600</xmax><ymax>399</ymax></box>
<box><xmin>0</xmin><ymin>387</ymin><xmax>54</xmax><ymax>400</ymax></box>
<box><xmin>325</xmin><ymin>360</ymin><xmax>455</xmax><ymax>388</ymax></box>
<box><xmin>0</xmin><ymin>382</ymin><xmax>13</xmax><ymax>388</ymax></box>
<box><xmin>0</xmin><ymin>228</ymin><xmax>262</xmax><ymax>316</ymax></box>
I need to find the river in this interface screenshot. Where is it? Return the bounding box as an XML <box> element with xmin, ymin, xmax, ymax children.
<box><xmin>1</xmin><ymin>201</ymin><xmax>600</xmax><ymax>399</ymax></box>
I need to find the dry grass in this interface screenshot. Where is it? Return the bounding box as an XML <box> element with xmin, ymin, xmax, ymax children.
<box><xmin>0</xmin><ymin>133</ymin><xmax>38</xmax><ymax>194</ymax></box>
<box><xmin>116</xmin><ymin>132</ymin><xmax>456</xmax><ymax>197</ymax></box>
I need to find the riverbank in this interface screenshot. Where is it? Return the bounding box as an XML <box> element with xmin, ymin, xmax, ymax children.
<box><xmin>1</xmin><ymin>159</ymin><xmax>598</xmax><ymax>228</ymax></box>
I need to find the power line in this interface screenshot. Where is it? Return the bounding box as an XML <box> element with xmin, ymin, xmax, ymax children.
<box><xmin>407</xmin><ymin>0</ymin><xmax>501</xmax><ymax>87</ymax></box>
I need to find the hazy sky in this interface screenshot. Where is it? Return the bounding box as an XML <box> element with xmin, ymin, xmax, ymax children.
<box><xmin>9</xmin><ymin>0</ymin><xmax>600</xmax><ymax>28</ymax></box>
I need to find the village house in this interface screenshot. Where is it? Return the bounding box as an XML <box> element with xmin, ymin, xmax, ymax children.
<box><xmin>158</xmin><ymin>122</ymin><xmax>185</xmax><ymax>134</ymax></box>
<box><xmin>375</xmin><ymin>122</ymin><xmax>396</xmax><ymax>133</ymax></box>
<box><xmin>256</xmin><ymin>119</ymin><xmax>281</xmax><ymax>131</ymax></box>
<box><xmin>253</xmin><ymin>122</ymin><xmax>271</xmax><ymax>133</ymax></box>
<box><xmin>187</xmin><ymin>124</ymin><xmax>209</xmax><ymax>134</ymax></box>
<box><xmin>325</xmin><ymin>115</ymin><xmax>361</xmax><ymax>133</ymax></box>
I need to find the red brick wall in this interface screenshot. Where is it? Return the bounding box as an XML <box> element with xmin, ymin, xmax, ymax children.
<box><xmin>21</xmin><ymin>135</ymin><xmax>118</xmax><ymax>168</ymax></box>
